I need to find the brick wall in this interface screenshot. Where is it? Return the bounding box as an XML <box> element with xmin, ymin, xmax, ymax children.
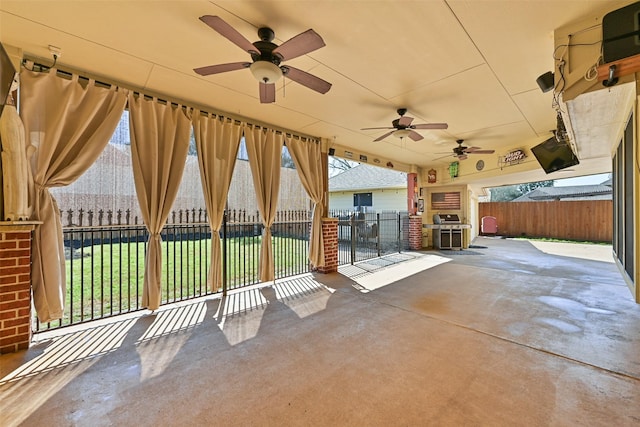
<box><xmin>408</xmin><ymin>216</ymin><xmax>423</xmax><ymax>250</ymax></box>
<box><xmin>317</xmin><ymin>218</ymin><xmax>338</xmax><ymax>273</ymax></box>
<box><xmin>0</xmin><ymin>223</ymin><xmax>37</xmax><ymax>354</ymax></box>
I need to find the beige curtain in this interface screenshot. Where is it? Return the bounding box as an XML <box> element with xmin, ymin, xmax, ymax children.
<box><xmin>20</xmin><ymin>68</ymin><xmax>128</xmax><ymax>322</ymax></box>
<box><xmin>286</xmin><ymin>137</ymin><xmax>325</xmax><ymax>267</ymax></box>
<box><xmin>193</xmin><ymin>112</ymin><xmax>242</xmax><ymax>291</ymax></box>
<box><xmin>128</xmin><ymin>94</ymin><xmax>191</xmax><ymax>310</ymax></box>
<box><xmin>245</xmin><ymin>127</ymin><xmax>283</xmax><ymax>282</ymax></box>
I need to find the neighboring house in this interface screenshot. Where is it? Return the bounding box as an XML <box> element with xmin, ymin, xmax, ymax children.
<box><xmin>328</xmin><ymin>164</ymin><xmax>407</xmax><ymax>212</ymax></box>
<box><xmin>512</xmin><ymin>182</ymin><xmax>612</xmax><ymax>202</ymax></box>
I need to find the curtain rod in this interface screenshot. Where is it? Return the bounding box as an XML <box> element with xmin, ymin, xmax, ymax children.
<box><xmin>23</xmin><ymin>59</ymin><xmax>319</xmax><ymax>144</ymax></box>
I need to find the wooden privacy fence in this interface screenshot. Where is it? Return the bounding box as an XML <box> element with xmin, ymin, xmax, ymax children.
<box><xmin>478</xmin><ymin>200</ymin><xmax>612</xmax><ymax>242</ymax></box>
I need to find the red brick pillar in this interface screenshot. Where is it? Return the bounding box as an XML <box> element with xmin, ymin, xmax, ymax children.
<box><xmin>317</xmin><ymin>218</ymin><xmax>338</xmax><ymax>273</ymax></box>
<box><xmin>0</xmin><ymin>222</ymin><xmax>38</xmax><ymax>354</ymax></box>
<box><xmin>408</xmin><ymin>215</ymin><xmax>423</xmax><ymax>251</ymax></box>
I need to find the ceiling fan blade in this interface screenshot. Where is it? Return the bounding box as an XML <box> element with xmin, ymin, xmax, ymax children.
<box><xmin>194</xmin><ymin>62</ymin><xmax>250</xmax><ymax>76</ymax></box>
<box><xmin>373</xmin><ymin>131</ymin><xmax>394</xmax><ymax>142</ymax></box>
<box><xmin>398</xmin><ymin>116</ymin><xmax>414</xmax><ymax>127</ymax></box>
<box><xmin>273</xmin><ymin>29</ymin><xmax>325</xmax><ymax>61</ymax></box>
<box><xmin>469</xmin><ymin>149</ymin><xmax>495</xmax><ymax>154</ymax></box>
<box><xmin>199</xmin><ymin>16</ymin><xmax>258</xmax><ymax>54</ymax></box>
<box><xmin>465</xmin><ymin>146</ymin><xmax>482</xmax><ymax>151</ymax></box>
<box><xmin>458</xmin><ymin>154</ymin><xmax>468</xmax><ymax>160</ymax></box>
<box><xmin>283</xmin><ymin>66</ymin><xmax>331</xmax><ymax>94</ymax></box>
<box><xmin>361</xmin><ymin>126</ymin><xmax>394</xmax><ymax>130</ymax></box>
<box><xmin>412</xmin><ymin>123</ymin><xmax>448</xmax><ymax>130</ymax></box>
<box><xmin>259</xmin><ymin>82</ymin><xmax>275</xmax><ymax>103</ymax></box>
<box><xmin>408</xmin><ymin>130</ymin><xmax>424</xmax><ymax>142</ymax></box>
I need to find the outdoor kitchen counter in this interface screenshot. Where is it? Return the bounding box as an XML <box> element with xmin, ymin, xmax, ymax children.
<box><xmin>423</xmin><ymin>222</ymin><xmax>472</xmax><ymax>250</ymax></box>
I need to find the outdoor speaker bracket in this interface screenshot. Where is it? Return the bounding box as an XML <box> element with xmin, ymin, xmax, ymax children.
<box><xmin>597</xmin><ymin>53</ymin><xmax>640</xmax><ymax>87</ymax></box>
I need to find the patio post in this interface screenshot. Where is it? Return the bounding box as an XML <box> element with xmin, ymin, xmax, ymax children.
<box><xmin>0</xmin><ymin>221</ymin><xmax>40</xmax><ymax>353</ymax></box>
<box><xmin>317</xmin><ymin>217</ymin><xmax>338</xmax><ymax>273</ymax></box>
<box><xmin>408</xmin><ymin>216</ymin><xmax>423</xmax><ymax>251</ymax></box>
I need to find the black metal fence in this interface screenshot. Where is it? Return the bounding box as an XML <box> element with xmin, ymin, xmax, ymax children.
<box><xmin>35</xmin><ymin>208</ymin><xmax>312</xmax><ymax>332</ymax></box>
<box><xmin>35</xmin><ymin>208</ymin><xmax>410</xmax><ymax>333</ymax></box>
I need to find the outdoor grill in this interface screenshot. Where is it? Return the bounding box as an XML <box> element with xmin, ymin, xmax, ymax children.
<box><xmin>430</xmin><ymin>214</ymin><xmax>466</xmax><ymax>250</ymax></box>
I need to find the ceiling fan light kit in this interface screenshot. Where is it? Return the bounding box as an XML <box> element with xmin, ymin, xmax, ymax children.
<box><xmin>393</xmin><ymin>129</ymin><xmax>411</xmax><ymax>139</ymax></box>
<box><xmin>250</xmin><ymin>61</ymin><xmax>282</xmax><ymax>83</ymax></box>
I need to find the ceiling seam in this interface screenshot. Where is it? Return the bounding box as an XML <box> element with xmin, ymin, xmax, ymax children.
<box><xmin>444</xmin><ymin>0</ymin><xmax>539</xmax><ymax>137</ymax></box>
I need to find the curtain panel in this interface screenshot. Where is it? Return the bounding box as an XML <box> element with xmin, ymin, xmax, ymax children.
<box><xmin>20</xmin><ymin>68</ymin><xmax>128</xmax><ymax>322</ymax></box>
<box><xmin>286</xmin><ymin>137</ymin><xmax>325</xmax><ymax>267</ymax></box>
<box><xmin>128</xmin><ymin>94</ymin><xmax>191</xmax><ymax>310</ymax></box>
<box><xmin>245</xmin><ymin>127</ymin><xmax>283</xmax><ymax>282</ymax></box>
<box><xmin>193</xmin><ymin>112</ymin><xmax>242</xmax><ymax>292</ymax></box>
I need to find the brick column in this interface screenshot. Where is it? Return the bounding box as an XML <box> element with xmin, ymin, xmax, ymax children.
<box><xmin>317</xmin><ymin>217</ymin><xmax>338</xmax><ymax>273</ymax></box>
<box><xmin>408</xmin><ymin>215</ymin><xmax>423</xmax><ymax>251</ymax></box>
<box><xmin>0</xmin><ymin>222</ymin><xmax>38</xmax><ymax>354</ymax></box>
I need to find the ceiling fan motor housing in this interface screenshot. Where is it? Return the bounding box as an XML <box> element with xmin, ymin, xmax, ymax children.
<box><xmin>252</xmin><ymin>39</ymin><xmax>281</xmax><ymax>65</ymax></box>
<box><xmin>392</xmin><ymin>118</ymin><xmax>406</xmax><ymax>129</ymax></box>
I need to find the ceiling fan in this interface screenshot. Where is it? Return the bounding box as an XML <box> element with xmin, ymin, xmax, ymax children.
<box><xmin>193</xmin><ymin>15</ymin><xmax>332</xmax><ymax>103</ymax></box>
<box><xmin>361</xmin><ymin>108</ymin><xmax>448</xmax><ymax>142</ymax></box>
<box><xmin>435</xmin><ymin>139</ymin><xmax>495</xmax><ymax>160</ymax></box>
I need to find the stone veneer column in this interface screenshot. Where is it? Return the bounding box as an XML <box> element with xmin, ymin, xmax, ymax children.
<box><xmin>317</xmin><ymin>218</ymin><xmax>338</xmax><ymax>273</ymax></box>
<box><xmin>408</xmin><ymin>215</ymin><xmax>423</xmax><ymax>251</ymax></box>
<box><xmin>0</xmin><ymin>221</ymin><xmax>39</xmax><ymax>354</ymax></box>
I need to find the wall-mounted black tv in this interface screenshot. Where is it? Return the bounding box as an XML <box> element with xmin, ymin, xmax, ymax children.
<box><xmin>530</xmin><ymin>136</ymin><xmax>580</xmax><ymax>174</ymax></box>
<box><xmin>0</xmin><ymin>42</ymin><xmax>17</xmax><ymax>118</ymax></box>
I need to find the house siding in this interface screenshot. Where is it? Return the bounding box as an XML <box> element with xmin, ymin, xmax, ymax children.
<box><xmin>329</xmin><ymin>188</ymin><xmax>406</xmax><ymax>212</ymax></box>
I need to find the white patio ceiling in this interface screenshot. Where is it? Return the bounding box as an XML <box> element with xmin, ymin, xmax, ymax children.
<box><xmin>0</xmin><ymin>0</ymin><xmax>632</xmax><ymax>190</ymax></box>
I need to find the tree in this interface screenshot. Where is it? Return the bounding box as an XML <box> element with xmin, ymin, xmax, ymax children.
<box><xmin>329</xmin><ymin>156</ymin><xmax>358</xmax><ymax>177</ymax></box>
<box><xmin>489</xmin><ymin>179</ymin><xmax>554</xmax><ymax>201</ymax></box>
<box><xmin>489</xmin><ymin>185</ymin><xmax>522</xmax><ymax>202</ymax></box>
<box><xmin>518</xmin><ymin>180</ymin><xmax>553</xmax><ymax>194</ymax></box>
<box><xmin>281</xmin><ymin>146</ymin><xmax>296</xmax><ymax>169</ymax></box>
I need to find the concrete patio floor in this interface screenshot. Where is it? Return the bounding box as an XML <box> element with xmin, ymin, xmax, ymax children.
<box><xmin>1</xmin><ymin>237</ymin><xmax>639</xmax><ymax>426</ymax></box>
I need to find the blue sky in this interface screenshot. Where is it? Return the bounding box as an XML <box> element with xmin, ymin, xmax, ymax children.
<box><xmin>554</xmin><ymin>173</ymin><xmax>610</xmax><ymax>187</ymax></box>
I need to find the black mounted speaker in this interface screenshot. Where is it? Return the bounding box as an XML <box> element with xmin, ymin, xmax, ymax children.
<box><xmin>536</xmin><ymin>71</ymin><xmax>554</xmax><ymax>92</ymax></box>
<box><xmin>603</xmin><ymin>1</ymin><xmax>640</xmax><ymax>63</ymax></box>
<box><xmin>328</xmin><ymin>148</ymin><xmax>335</xmax><ymax>156</ymax></box>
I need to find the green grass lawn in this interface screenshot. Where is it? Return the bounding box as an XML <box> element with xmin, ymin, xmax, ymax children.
<box><xmin>57</xmin><ymin>235</ymin><xmax>309</xmax><ymax>326</ymax></box>
<box><xmin>512</xmin><ymin>236</ymin><xmax>611</xmax><ymax>245</ymax></box>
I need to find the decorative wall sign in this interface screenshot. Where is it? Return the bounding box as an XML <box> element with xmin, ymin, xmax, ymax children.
<box><xmin>449</xmin><ymin>161</ymin><xmax>459</xmax><ymax>178</ymax></box>
<box><xmin>475</xmin><ymin>160</ymin><xmax>485</xmax><ymax>171</ymax></box>
<box><xmin>417</xmin><ymin>198</ymin><xmax>425</xmax><ymax>213</ymax></box>
<box><xmin>344</xmin><ymin>151</ymin><xmax>353</xmax><ymax>159</ymax></box>
<box><xmin>359</xmin><ymin>154</ymin><xmax>368</xmax><ymax>162</ymax></box>
<box><xmin>427</xmin><ymin>168</ymin><xmax>437</xmax><ymax>183</ymax></box>
<box><xmin>499</xmin><ymin>148</ymin><xmax>526</xmax><ymax>169</ymax></box>
<box><xmin>431</xmin><ymin>191</ymin><xmax>461</xmax><ymax>210</ymax></box>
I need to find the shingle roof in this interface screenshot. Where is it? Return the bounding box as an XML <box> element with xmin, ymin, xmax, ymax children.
<box><xmin>329</xmin><ymin>164</ymin><xmax>407</xmax><ymax>191</ymax></box>
<box><xmin>513</xmin><ymin>184</ymin><xmax>612</xmax><ymax>201</ymax></box>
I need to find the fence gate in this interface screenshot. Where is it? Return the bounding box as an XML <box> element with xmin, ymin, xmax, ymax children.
<box><xmin>332</xmin><ymin>210</ymin><xmax>410</xmax><ymax>265</ymax></box>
